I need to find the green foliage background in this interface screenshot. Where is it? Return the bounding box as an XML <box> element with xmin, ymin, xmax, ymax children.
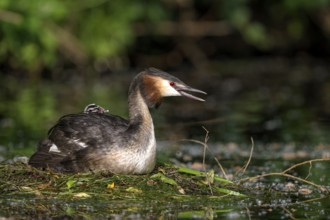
<box><xmin>0</xmin><ymin>0</ymin><xmax>169</xmax><ymax>74</ymax></box>
<box><xmin>1</xmin><ymin>0</ymin><xmax>330</xmax><ymax>73</ymax></box>
<box><xmin>1</xmin><ymin>0</ymin><xmax>330</xmax><ymax>155</ymax></box>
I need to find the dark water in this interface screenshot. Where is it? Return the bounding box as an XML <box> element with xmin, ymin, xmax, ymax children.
<box><xmin>2</xmin><ymin>58</ymin><xmax>330</xmax><ymax>148</ymax></box>
<box><xmin>1</xmin><ymin>194</ymin><xmax>327</xmax><ymax>219</ymax></box>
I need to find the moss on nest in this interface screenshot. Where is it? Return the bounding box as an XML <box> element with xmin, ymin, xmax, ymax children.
<box><xmin>0</xmin><ymin>162</ymin><xmax>242</xmax><ymax>198</ymax></box>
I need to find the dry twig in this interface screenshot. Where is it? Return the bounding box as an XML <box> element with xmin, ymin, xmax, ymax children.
<box><xmin>182</xmin><ymin>127</ymin><xmax>228</xmax><ymax>179</ymax></box>
<box><xmin>238</xmin><ymin>137</ymin><xmax>254</xmax><ymax>176</ymax></box>
<box><xmin>238</xmin><ymin>158</ymin><xmax>330</xmax><ymax>192</ymax></box>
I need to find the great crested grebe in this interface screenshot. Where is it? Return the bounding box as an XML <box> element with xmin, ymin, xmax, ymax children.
<box><xmin>29</xmin><ymin>68</ymin><xmax>206</xmax><ymax>174</ymax></box>
<box><xmin>84</xmin><ymin>103</ymin><xmax>109</xmax><ymax>114</ymax></box>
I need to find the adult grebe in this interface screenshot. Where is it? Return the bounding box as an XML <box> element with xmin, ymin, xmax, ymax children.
<box><xmin>29</xmin><ymin>68</ymin><xmax>206</xmax><ymax>174</ymax></box>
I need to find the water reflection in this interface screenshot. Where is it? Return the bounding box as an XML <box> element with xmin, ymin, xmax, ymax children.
<box><xmin>1</xmin><ymin>193</ymin><xmax>328</xmax><ymax>219</ymax></box>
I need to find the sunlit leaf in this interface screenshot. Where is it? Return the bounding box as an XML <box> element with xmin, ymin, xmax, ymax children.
<box><xmin>66</xmin><ymin>179</ymin><xmax>76</xmax><ymax>190</ymax></box>
<box><xmin>107</xmin><ymin>182</ymin><xmax>115</xmax><ymax>189</ymax></box>
<box><xmin>206</xmin><ymin>170</ymin><xmax>215</xmax><ymax>184</ymax></box>
<box><xmin>213</xmin><ymin>187</ymin><xmax>245</xmax><ymax>197</ymax></box>
<box><xmin>126</xmin><ymin>187</ymin><xmax>142</xmax><ymax>193</ymax></box>
<box><xmin>150</xmin><ymin>173</ymin><xmax>178</xmax><ymax>186</ymax></box>
<box><xmin>178</xmin><ymin>167</ymin><xmax>232</xmax><ymax>184</ymax></box>
<box><xmin>73</xmin><ymin>192</ymin><xmax>91</xmax><ymax>198</ymax></box>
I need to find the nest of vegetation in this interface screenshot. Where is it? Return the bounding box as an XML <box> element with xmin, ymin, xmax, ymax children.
<box><xmin>0</xmin><ymin>129</ymin><xmax>329</xmax><ymax>218</ymax></box>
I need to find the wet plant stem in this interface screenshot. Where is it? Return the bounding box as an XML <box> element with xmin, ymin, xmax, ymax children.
<box><xmin>236</xmin><ymin>137</ymin><xmax>254</xmax><ymax>176</ymax></box>
<box><xmin>238</xmin><ymin>158</ymin><xmax>330</xmax><ymax>192</ymax></box>
<box><xmin>181</xmin><ymin>127</ymin><xmax>229</xmax><ymax>179</ymax></box>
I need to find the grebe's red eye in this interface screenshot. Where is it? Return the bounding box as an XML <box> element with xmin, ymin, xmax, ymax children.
<box><xmin>169</xmin><ymin>82</ymin><xmax>175</xmax><ymax>86</ymax></box>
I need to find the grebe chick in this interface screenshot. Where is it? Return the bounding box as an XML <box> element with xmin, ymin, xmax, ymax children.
<box><xmin>29</xmin><ymin>68</ymin><xmax>206</xmax><ymax>174</ymax></box>
<box><xmin>84</xmin><ymin>103</ymin><xmax>109</xmax><ymax>114</ymax></box>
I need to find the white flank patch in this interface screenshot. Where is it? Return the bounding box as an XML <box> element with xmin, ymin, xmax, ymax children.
<box><xmin>160</xmin><ymin>80</ymin><xmax>181</xmax><ymax>97</ymax></box>
<box><xmin>73</xmin><ymin>139</ymin><xmax>88</xmax><ymax>148</ymax></box>
<box><xmin>135</xmin><ymin>124</ymin><xmax>156</xmax><ymax>172</ymax></box>
<box><xmin>49</xmin><ymin>144</ymin><xmax>61</xmax><ymax>153</ymax></box>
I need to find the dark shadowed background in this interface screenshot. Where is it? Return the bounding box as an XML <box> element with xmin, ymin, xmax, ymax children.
<box><xmin>1</xmin><ymin>0</ymin><xmax>330</xmax><ymax>159</ymax></box>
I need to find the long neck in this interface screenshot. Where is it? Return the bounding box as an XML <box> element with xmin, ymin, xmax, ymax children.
<box><xmin>127</xmin><ymin>75</ymin><xmax>154</xmax><ymax>141</ymax></box>
<box><xmin>124</xmin><ymin>76</ymin><xmax>156</xmax><ymax>173</ymax></box>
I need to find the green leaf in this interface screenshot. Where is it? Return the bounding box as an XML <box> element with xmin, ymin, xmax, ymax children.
<box><xmin>177</xmin><ymin>167</ymin><xmax>232</xmax><ymax>184</ymax></box>
<box><xmin>66</xmin><ymin>179</ymin><xmax>76</xmax><ymax>190</ymax></box>
<box><xmin>150</xmin><ymin>173</ymin><xmax>178</xmax><ymax>186</ymax></box>
<box><xmin>213</xmin><ymin>187</ymin><xmax>245</xmax><ymax>197</ymax></box>
<box><xmin>126</xmin><ymin>187</ymin><xmax>142</xmax><ymax>193</ymax></box>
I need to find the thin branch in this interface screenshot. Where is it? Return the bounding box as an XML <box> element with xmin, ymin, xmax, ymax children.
<box><xmin>257</xmin><ymin>194</ymin><xmax>327</xmax><ymax>209</ymax></box>
<box><xmin>238</xmin><ymin>158</ymin><xmax>330</xmax><ymax>192</ymax></box>
<box><xmin>213</xmin><ymin>157</ymin><xmax>228</xmax><ymax>180</ymax></box>
<box><xmin>181</xmin><ymin>130</ymin><xmax>330</xmax><ymax>195</ymax></box>
<box><xmin>201</xmin><ymin>127</ymin><xmax>209</xmax><ymax>172</ymax></box>
<box><xmin>241</xmin><ymin>137</ymin><xmax>254</xmax><ymax>175</ymax></box>
<box><xmin>207</xmin><ymin>178</ymin><xmax>214</xmax><ymax>196</ymax></box>
<box><xmin>282</xmin><ymin>206</ymin><xmax>298</xmax><ymax>220</ymax></box>
<box><xmin>181</xmin><ymin>127</ymin><xmax>229</xmax><ymax>194</ymax></box>
<box><xmin>239</xmin><ymin>172</ymin><xmax>329</xmax><ymax>192</ymax></box>
<box><xmin>200</xmin><ymin>127</ymin><xmax>214</xmax><ymax>195</ymax></box>
<box><xmin>182</xmin><ymin>139</ymin><xmax>205</xmax><ymax>146</ymax></box>
<box><xmin>245</xmin><ymin>206</ymin><xmax>251</xmax><ymax>220</ymax></box>
<box><xmin>181</xmin><ymin>131</ymin><xmax>229</xmax><ymax>180</ymax></box>
<box><xmin>305</xmin><ymin>161</ymin><xmax>312</xmax><ymax>180</ymax></box>
<box><xmin>282</xmin><ymin>158</ymin><xmax>329</xmax><ymax>174</ymax></box>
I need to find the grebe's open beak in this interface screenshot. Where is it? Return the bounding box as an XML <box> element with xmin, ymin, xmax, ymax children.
<box><xmin>175</xmin><ymin>84</ymin><xmax>207</xmax><ymax>102</ymax></box>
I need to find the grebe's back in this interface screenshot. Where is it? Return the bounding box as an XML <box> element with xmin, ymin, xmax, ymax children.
<box><xmin>30</xmin><ymin>113</ymin><xmax>129</xmax><ymax>171</ymax></box>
